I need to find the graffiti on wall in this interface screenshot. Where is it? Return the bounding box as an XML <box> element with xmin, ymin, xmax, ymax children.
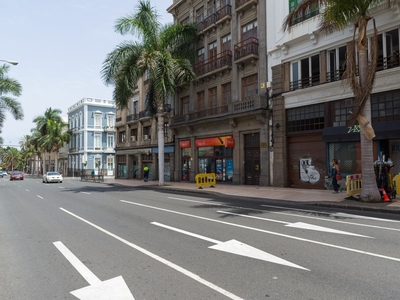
<box><xmin>299</xmin><ymin>158</ymin><xmax>321</xmax><ymax>184</ymax></box>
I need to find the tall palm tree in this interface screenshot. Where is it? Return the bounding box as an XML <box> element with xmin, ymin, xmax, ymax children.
<box><xmin>33</xmin><ymin>108</ymin><xmax>65</xmax><ymax>173</ymax></box>
<box><xmin>283</xmin><ymin>0</ymin><xmax>384</xmax><ymax>202</ymax></box>
<box><xmin>101</xmin><ymin>0</ymin><xmax>198</xmax><ymax>186</ymax></box>
<box><xmin>0</xmin><ymin>64</ymin><xmax>24</xmax><ymax>138</ymax></box>
<box><xmin>19</xmin><ymin>134</ymin><xmax>36</xmax><ymax>173</ymax></box>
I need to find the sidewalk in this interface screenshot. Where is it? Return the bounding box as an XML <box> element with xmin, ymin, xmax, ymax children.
<box><xmin>101</xmin><ymin>177</ymin><xmax>400</xmax><ymax>215</ymax></box>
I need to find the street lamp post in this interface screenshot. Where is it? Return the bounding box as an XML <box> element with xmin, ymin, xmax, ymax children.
<box><xmin>0</xmin><ymin>59</ymin><xmax>18</xmax><ymax>65</ymax></box>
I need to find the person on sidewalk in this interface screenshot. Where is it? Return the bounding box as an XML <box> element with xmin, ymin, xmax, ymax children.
<box><xmin>143</xmin><ymin>165</ymin><xmax>149</xmax><ymax>182</ymax></box>
<box><xmin>331</xmin><ymin>158</ymin><xmax>341</xmax><ymax>194</ymax></box>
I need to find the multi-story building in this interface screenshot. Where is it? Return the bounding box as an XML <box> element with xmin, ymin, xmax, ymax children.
<box><xmin>267</xmin><ymin>0</ymin><xmax>400</xmax><ymax>189</ymax></box>
<box><xmin>167</xmin><ymin>0</ymin><xmax>269</xmax><ymax>185</ymax></box>
<box><xmin>114</xmin><ymin>76</ymin><xmax>174</xmax><ymax>181</ymax></box>
<box><xmin>67</xmin><ymin>97</ymin><xmax>116</xmax><ymax>177</ymax></box>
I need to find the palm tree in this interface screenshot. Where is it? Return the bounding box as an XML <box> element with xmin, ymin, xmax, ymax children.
<box><xmin>19</xmin><ymin>134</ymin><xmax>36</xmax><ymax>173</ymax></box>
<box><xmin>101</xmin><ymin>0</ymin><xmax>198</xmax><ymax>186</ymax></box>
<box><xmin>33</xmin><ymin>108</ymin><xmax>65</xmax><ymax>173</ymax></box>
<box><xmin>2</xmin><ymin>147</ymin><xmax>20</xmax><ymax>171</ymax></box>
<box><xmin>0</xmin><ymin>64</ymin><xmax>24</xmax><ymax>138</ymax></box>
<box><xmin>283</xmin><ymin>0</ymin><xmax>384</xmax><ymax>202</ymax></box>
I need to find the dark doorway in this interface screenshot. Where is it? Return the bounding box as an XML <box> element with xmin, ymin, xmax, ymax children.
<box><xmin>244</xmin><ymin>133</ymin><xmax>260</xmax><ymax>185</ymax></box>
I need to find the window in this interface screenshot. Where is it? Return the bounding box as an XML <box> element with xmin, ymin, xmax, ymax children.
<box><xmin>222</xmin><ymin>82</ymin><xmax>231</xmax><ymax>105</ymax></box>
<box><xmin>221</xmin><ymin>34</ymin><xmax>231</xmax><ymax>52</ymax></box>
<box><xmin>107</xmin><ymin>114</ymin><xmax>115</xmax><ymax>127</ymax></box>
<box><xmin>209</xmin><ymin>41</ymin><xmax>217</xmax><ymax>59</ymax></box>
<box><xmin>164</xmin><ymin>123</ymin><xmax>169</xmax><ymax>138</ymax></box>
<box><xmin>331</xmin><ymin>98</ymin><xmax>355</xmax><ymax>127</ymax></box>
<box><xmin>287</xmin><ymin>103</ymin><xmax>325</xmax><ymax>132</ymax></box>
<box><xmin>241</xmin><ymin>20</ymin><xmax>257</xmax><ymax>41</ymax></box>
<box><xmin>79</xmin><ymin>113</ymin><xmax>83</xmax><ymax>128</ymax></box>
<box><xmin>208</xmin><ymin>87</ymin><xmax>217</xmax><ymax>107</ymax></box>
<box><xmin>376</xmin><ymin>29</ymin><xmax>400</xmax><ymax>70</ymax></box>
<box><xmin>143</xmin><ymin>127</ymin><xmax>151</xmax><ymax>140</ymax></box>
<box><xmin>94</xmin><ymin>134</ymin><xmax>101</xmax><ymax>150</ymax></box>
<box><xmin>197</xmin><ymin>91</ymin><xmax>205</xmax><ymax>111</ymax></box>
<box><xmin>220</xmin><ymin>0</ymin><xmax>231</xmax><ymax>5</ymax></box>
<box><xmin>107</xmin><ymin>156</ymin><xmax>114</xmax><ymax>171</ymax></box>
<box><xmin>208</xmin><ymin>0</ymin><xmax>216</xmax><ymax>15</ymax></box>
<box><xmin>372</xmin><ymin>89</ymin><xmax>400</xmax><ymax>122</ymax></box>
<box><xmin>181</xmin><ymin>96</ymin><xmax>189</xmax><ymax>115</ymax></box>
<box><xmin>242</xmin><ymin>74</ymin><xmax>258</xmax><ymax>101</ymax></box>
<box><xmin>197</xmin><ymin>47</ymin><xmax>205</xmax><ymax>63</ymax></box>
<box><xmin>196</xmin><ymin>7</ymin><xmax>204</xmax><ymax>23</ymax></box>
<box><xmin>107</xmin><ymin>134</ymin><xmax>114</xmax><ymax>148</ymax></box>
<box><xmin>327</xmin><ymin>45</ymin><xmax>347</xmax><ymax>82</ymax></box>
<box><xmin>119</xmin><ymin>131</ymin><xmax>126</xmax><ymax>143</ymax></box>
<box><xmin>291</xmin><ymin>54</ymin><xmax>320</xmax><ymax>90</ymax></box>
<box><xmin>130</xmin><ymin>128</ymin><xmax>138</xmax><ymax>138</ymax></box>
<box><xmin>94</xmin><ymin>113</ymin><xmax>102</xmax><ymax>129</ymax></box>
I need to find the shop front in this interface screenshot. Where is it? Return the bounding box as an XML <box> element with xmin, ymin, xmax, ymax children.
<box><xmin>196</xmin><ymin>136</ymin><xmax>235</xmax><ymax>183</ymax></box>
<box><xmin>152</xmin><ymin>146</ymin><xmax>174</xmax><ymax>182</ymax></box>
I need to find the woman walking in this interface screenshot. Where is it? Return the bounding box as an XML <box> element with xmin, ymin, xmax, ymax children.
<box><xmin>331</xmin><ymin>159</ymin><xmax>341</xmax><ymax>194</ymax></box>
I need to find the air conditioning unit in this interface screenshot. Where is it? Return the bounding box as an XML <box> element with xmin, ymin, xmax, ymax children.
<box><xmin>143</xmin><ymin>135</ymin><xmax>149</xmax><ymax>140</ymax></box>
<box><xmin>130</xmin><ymin>136</ymin><xmax>136</xmax><ymax>142</ymax></box>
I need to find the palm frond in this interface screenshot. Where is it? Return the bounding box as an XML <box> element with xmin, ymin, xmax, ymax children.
<box><xmin>0</xmin><ymin>96</ymin><xmax>24</xmax><ymax>120</ymax></box>
<box><xmin>283</xmin><ymin>0</ymin><xmax>323</xmax><ymax>32</ymax></box>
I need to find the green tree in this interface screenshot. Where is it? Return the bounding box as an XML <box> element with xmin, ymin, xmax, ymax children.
<box><xmin>101</xmin><ymin>0</ymin><xmax>198</xmax><ymax>186</ymax></box>
<box><xmin>283</xmin><ymin>0</ymin><xmax>384</xmax><ymax>202</ymax></box>
<box><xmin>0</xmin><ymin>64</ymin><xmax>23</xmax><ymax>139</ymax></box>
<box><xmin>2</xmin><ymin>147</ymin><xmax>20</xmax><ymax>171</ymax></box>
<box><xmin>33</xmin><ymin>108</ymin><xmax>68</xmax><ymax>173</ymax></box>
<box><xmin>19</xmin><ymin>134</ymin><xmax>36</xmax><ymax>173</ymax></box>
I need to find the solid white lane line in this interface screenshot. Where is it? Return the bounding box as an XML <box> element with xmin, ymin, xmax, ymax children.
<box><xmin>37</xmin><ymin>195</ymin><xmax>43</xmax><ymax>199</ymax></box>
<box><xmin>120</xmin><ymin>200</ymin><xmax>400</xmax><ymax>263</ymax></box>
<box><xmin>168</xmin><ymin>196</ymin><xmax>400</xmax><ymax>232</ymax></box>
<box><xmin>25</xmin><ymin>189</ymin><xmax>29</xmax><ymax>192</ymax></box>
<box><xmin>59</xmin><ymin>208</ymin><xmax>243</xmax><ymax>300</ymax></box>
<box><xmin>53</xmin><ymin>241</ymin><xmax>101</xmax><ymax>285</ymax></box>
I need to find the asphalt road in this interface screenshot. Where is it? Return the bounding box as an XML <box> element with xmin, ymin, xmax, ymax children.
<box><xmin>1</xmin><ymin>177</ymin><xmax>400</xmax><ymax>300</ymax></box>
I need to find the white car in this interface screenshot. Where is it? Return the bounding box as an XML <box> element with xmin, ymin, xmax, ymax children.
<box><xmin>43</xmin><ymin>172</ymin><xmax>63</xmax><ymax>183</ymax></box>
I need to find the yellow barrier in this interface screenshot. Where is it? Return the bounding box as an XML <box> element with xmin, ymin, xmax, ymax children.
<box><xmin>345</xmin><ymin>174</ymin><xmax>362</xmax><ymax>196</ymax></box>
<box><xmin>195</xmin><ymin>173</ymin><xmax>216</xmax><ymax>189</ymax></box>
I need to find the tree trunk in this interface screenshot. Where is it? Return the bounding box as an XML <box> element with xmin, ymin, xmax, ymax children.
<box><xmin>358</xmin><ymin>43</ymin><xmax>381</xmax><ymax>202</ymax></box>
<box><xmin>54</xmin><ymin>151</ymin><xmax>59</xmax><ymax>172</ymax></box>
<box><xmin>157</xmin><ymin>104</ymin><xmax>165</xmax><ymax>186</ymax></box>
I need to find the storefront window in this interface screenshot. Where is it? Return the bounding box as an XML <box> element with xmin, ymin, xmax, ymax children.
<box><xmin>198</xmin><ymin>146</ymin><xmax>233</xmax><ymax>182</ymax></box>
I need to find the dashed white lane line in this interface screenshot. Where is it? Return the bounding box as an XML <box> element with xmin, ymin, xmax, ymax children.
<box><xmin>37</xmin><ymin>195</ymin><xmax>43</xmax><ymax>199</ymax></box>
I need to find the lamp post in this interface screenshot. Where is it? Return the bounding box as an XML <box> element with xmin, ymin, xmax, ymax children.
<box><xmin>0</xmin><ymin>59</ymin><xmax>18</xmax><ymax>65</ymax></box>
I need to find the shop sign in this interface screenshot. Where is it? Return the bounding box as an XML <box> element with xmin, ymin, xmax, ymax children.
<box><xmin>196</xmin><ymin>136</ymin><xmax>234</xmax><ymax>147</ymax></box>
<box><xmin>179</xmin><ymin>140</ymin><xmax>191</xmax><ymax>148</ymax></box>
<box><xmin>348</xmin><ymin>125</ymin><xmax>360</xmax><ymax>133</ymax></box>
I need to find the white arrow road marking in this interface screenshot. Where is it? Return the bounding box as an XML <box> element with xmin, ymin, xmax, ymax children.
<box><xmin>152</xmin><ymin>222</ymin><xmax>309</xmax><ymax>271</ymax></box>
<box><xmin>53</xmin><ymin>241</ymin><xmax>135</xmax><ymax>300</ymax></box>
<box><xmin>59</xmin><ymin>208</ymin><xmax>244</xmax><ymax>300</ymax></box>
<box><xmin>121</xmin><ymin>200</ymin><xmax>400</xmax><ymax>263</ymax></box>
<box><xmin>261</xmin><ymin>204</ymin><xmax>400</xmax><ymax>223</ymax></box>
<box><xmin>217</xmin><ymin>211</ymin><xmax>372</xmax><ymax>238</ymax></box>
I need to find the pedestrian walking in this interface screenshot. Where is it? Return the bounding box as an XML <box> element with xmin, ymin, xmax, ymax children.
<box><xmin>143</xmin><ymin>165</ymin><xmax>149</xmax><ymax>182</ymax></box>
<box><xmin>331</xmin><ymin>158</ymin><xmax>341</xmax><ymax>194</ymax></box>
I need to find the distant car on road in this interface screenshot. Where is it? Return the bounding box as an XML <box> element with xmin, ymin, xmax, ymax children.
<box><xmin>10</xmin><ymin>171</ymin><xmax>24</xmax><ymax>181</ymax></box>
<box><xmin>0</xmin><ymin>171</ymin><xmax>5</xmax><ymax>177</ymax></box>
<box><xmin>43</xmin><ymin>172</ymin><xmax>63</xmax><ymax>183</ymax></box>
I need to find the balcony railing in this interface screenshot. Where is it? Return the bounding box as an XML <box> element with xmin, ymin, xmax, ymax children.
<box><xmin>188</xmin><ymin>105</ymin><xmax>229</xmax><ymax>120</ymax></box>
<box><xmin>196</xmin><ymin>13</ymin><xmax>217</xmax><ymax>33</ymax></box>
<box><xmin>234</xmin><ymin>37</ymin><xmax>259</xmax><ymax>62</ymax></box>
<box><xmin>289</xmin><ymin>9</ymin><xmax>320</xmax><ymax>27</ymax></box>
<box><xmin>194</xmin><ymin>50</ymin><xmax>232</xmax><ymax>77</ymax></box>
<box><xmin>127</xmin><ymin>113</ymin><xmax>139</xmax><ymax>122</ymax></box>
<box><xmin>139</xmin><ymin>110</ymin><xmax>151</xmax><ymax>119</ymax></box>
<box><xmin>232</xmin><ymin>95</ymin><xmax>267</xmax><ymax>113</ymax></box>
<box><xmin>116</xmin><ymin>117</ymin><xmax>122</xmax><ymax>123</ymax></box>
<box><xmin>171</xmin><ymin>95</ymin><xmax>267</xmax><ymax>125</ymax></box>
<box><xmin>290</xmin><ymin>74</ymin><xmax>320</xmax><ymax>91</ymax></box>
<box><xmin>216</xmin><ymin>5</ymin><xmax>232</xmax><ymax>24</ymax></box>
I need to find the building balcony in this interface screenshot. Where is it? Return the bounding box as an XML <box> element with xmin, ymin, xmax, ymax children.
<box><xmin>194</xmin><ymin>50</ymin><xmax>232</xmax><ymax>79</ymax></box>
<box><xmin>116</xmin><ymin>116</ymin><xmax>122</xmax><ymax>124</ymax></box>
<box><xmin>234</xmin><ymin>37</ymin><xmax>259</xmax><ymax>64</ymax></box>
<box><xmin>235</xmin><ymin>0</ymin><xmax>258</xmax><ymax>13</ymax></box>
<box><xmin>216</xmin><ymin>5</ymin><xmax>232</xmax><ymax>25</ymax></box>
<box><xmin>103</xmin><ymin>126</ymin><xmax>116</xmax><ymax>132</ymax></box>
<box><xmin>197</xmin><ymin>13</ymin><xmax>217</xmax><ymax>33</ymax></box>
<box><xmin>171</xmin><ymin>95</ymin><xmax>267</xmax><ymax>126</ymax></box>
<box><xmin>68</xmin><ymin>148</ymin><xmax>76</xmax><ymax>153</ymax></box>
<box><xmin>127</xmin><ymin>113</ymin><xmax>139</xmax><ymax>123</ymax></box>
<box><xmin>188</xmin><ymin>105</ymin><xmax>229</xmax><ymax>121</ymax></box>
<box><xmin>103</xmin><ymin>147</ymin><xmax>115</xmax><ymax>153</ymax></box>
<box><xmin>139</xmin><ymin>110</ymin><xmax>152</xmax><ymax>119</ymax></box>
<box><xmin>290</xmin><ymin>74</ymin><xmax>321</xmax><ymax>91</ymax></box>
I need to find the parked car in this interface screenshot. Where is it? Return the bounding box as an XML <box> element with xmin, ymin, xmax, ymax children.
<box><xmin>10</xmin><ymin>171</ymin><xmax>24</xmax><ymax>181</ymax></box>
<box><xmin>42</xmin><ymin>172</ymin><xmax>63</xmax><ymax>183</ymax></box>
<box><xmin>0</xmin><ymin>171</ymin><xmax>5</xmax><ymax>178</ymax></box>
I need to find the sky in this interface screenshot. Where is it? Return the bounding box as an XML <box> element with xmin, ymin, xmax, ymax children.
<box><xmin>1</xmin><ymin>0</ymin><xmax>173</xmax><ymax>148</ymax></box>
